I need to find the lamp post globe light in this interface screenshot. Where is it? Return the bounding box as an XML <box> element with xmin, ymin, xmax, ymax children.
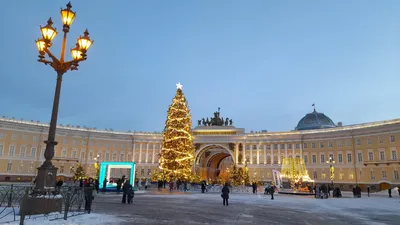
<box><xmin>34</xmin><ymin>2</ymin><xmax>93</xmax><ymax>192</ymax></box>
<box><xmin>326</xmin><ymin>157</ymin><xmax>335</xmax><ymax>186</ymax></box>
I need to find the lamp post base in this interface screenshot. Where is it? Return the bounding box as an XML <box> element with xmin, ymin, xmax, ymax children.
<box><xmin>34</xmin><ymin>165</ymin><xmax>58</xmax><ymax>192</ymax></box>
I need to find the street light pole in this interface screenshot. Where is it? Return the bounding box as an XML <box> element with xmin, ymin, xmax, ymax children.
<box><xmin>326</xmin><ymin>157</ymin><xmax>335</xmax><ymax>187</ymax></box>
<box><xmin>34</xmin><ymin>2</ymin><xmax>93</xmax><ymax>192</ymax></box>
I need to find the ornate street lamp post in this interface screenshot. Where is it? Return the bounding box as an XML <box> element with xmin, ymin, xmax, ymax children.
<box><xmin>34</xmin><ymin>2</ymin><xmax>93</xmax><ymax>191</ymax></box>
<box><xmin>326</xmin><ymin>157</ymin><xmax>335</xmax><ymax>186</ymax></box>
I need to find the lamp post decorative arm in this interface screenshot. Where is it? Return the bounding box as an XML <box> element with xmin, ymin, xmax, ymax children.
<box><xmin>34</xmin><ymin>2</ymin><xmax>93</xmax><ymax>191</ymax></box>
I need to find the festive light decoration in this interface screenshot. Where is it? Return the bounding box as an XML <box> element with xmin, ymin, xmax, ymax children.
<box><xmin>280</xmin><ymin>158</ymin><xmax>313</xmax><ymax>190</ymax></box>
<box><xmin>72</xmin><ymin>164</ymin><xmax>87</xmax><ymax>181</ymax></box>
<box><xmin>159</xmin><ymin>83</ymin><xmax>195</xmax><ymax>181</ymax></box>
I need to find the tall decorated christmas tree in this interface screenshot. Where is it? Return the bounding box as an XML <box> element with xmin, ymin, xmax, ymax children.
<box><xmin>159</xmin><ymin>83</ymin><xmax>195</xmax><ymax>181</ymax></box>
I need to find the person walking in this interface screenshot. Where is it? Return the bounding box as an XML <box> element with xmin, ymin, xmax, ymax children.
<box><xmin>122</xmin><ymin>180</ymin><xmax>130</xmax><ymax>204</ymax></box>
<box><xmin>221</xmin><ymin>183</ymin><xmax>230</xmax><ymax>206</ymax></box>
<box><xmin>270</xmin><ymin>184</ymin><xmax>276</xmax><ymax>200</ymax></box>
<box><xmin>84</xmin><ymin>178</ymin><xmax>96</xmax><ymax>214</ymax></box>
<box><xmin>367</xmin><ymin>186</ymin><xmax>370</xmax><ymax>197</ymax></box>
<box><xmin>388</xmin><ymin>188</ymin><xmax>392</xmax><ymax>198</ymax></box>
<box><xmin>102</xmin><ymin>178</ymin><xmax>107</xmax><ymax>193</ymax></box>
<box><xmin>128</xmin><ymin>185</ymin><xmax>134</xmax><ymax>204</ymax></box>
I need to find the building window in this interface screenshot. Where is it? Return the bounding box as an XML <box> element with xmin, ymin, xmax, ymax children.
<box><xmin>20</xmin><ymin>146</ymin><xmax>26</xmax><ymax>157</ymax></box>
<box><xmin>328</xmin><ymin>142</ymin><xmax>332</xmax><ymax>148</ymax></box>
<box><xmin>379</xmin><ymin>137</ymin><xmax>383</xmax><ymax>144</ymax></box>
<box><xmin>73</xmin><ymin>140</ymin><xmax>78</xmax><ymax>145</ymax></box>
<box><xmin>356</xmin><ymin>139</ymin><xmax>360</xmax><ymax>145</ymax></box>
<box><xmin>40</xmin><ymin>149</ymin><xmax>45</xmax><ymax>159</ymax></box>
<box><xmin>72</xmin><ymin>150</ymin><xmax>77</xmax><ymax>158</ymax></box>
<box><xmin>0</xmin><ymin>144</ymin><xmax>3</xmax><ymax>156</ymax></box>
<box><xmin>304</xmin><ymin>155</ymin><xmax>308</xmax><ymax>164</ymax></box>
<box><xmin>80</xmin><ymin>152</ymin><xmax>85</xmax><ymax>160</ymax></box>
<box><xmin>390</xmin><ymin>135</ymin><xmax>395</xmax><ymax>143</ymax></box>
<box><xmin>349</xmin><ymin>173</ymin><xmax>354</xmax><ymax>179</ymax></box>
<box><xmin>295</xmin><ymin>144</ymin><xmax>300</xmax><ymax>149</ymax></box>
<box><xmin>329</xmin><ymin>154</ymin><xmax>334</xmax><ymax>160</ymax></box>
<box><xmin>33</xmin><ymin>136</ymin><xmax>39</xmax><ymax>142</ymax></box>
<box><xmin>394</xmin><ymin>170</ymin><xmax>399</xmax><ymax>180</ymax></box>
<box><xmin>120</xmin><ymin>153</ymin><xmax>125</xmax><ymax>161</ymax></box>
<box><xmin>112</xmin><ymin>153</ymin><xmax>117</xmax><ymax>161</ymax></box>
<box><xmin>321</xmin><ymin>173</ymin><xmax>326</xmax><ymax>179</ymax></box>
<box><xmin>392</xmin><ymin>151</ymin><xmax>397</xmax><ymax>160</ymax></box>
<box><xmin>339</xmin><ymin>173</ymin><xmax>344</xmax><ymax>180</ymax></box>
<box><xmin>62</xmin><ymin>149</ymin><xmax>67</xmax><ymax>158</ymax></box>
<box><xmin>312</xmin><ymin>155</ymin><xmax>316</xmax><ymax>164</ymax></box>
<box><xmin>6</xmin><ymin>162</ymin><xmax>12</xmax><ymax>172</ymax></box>
<box><xmin>0</xmin><ymin>132</ymin><xmax>5</xmax><ymax>139</ymax></box>
<box><xmin>60</xmin><ymin>165</ymin><xmax>64</xmax><ymax>173</ymax></box>
<box><xmin>90</xmin><ymin>141</ymin><xmax>94</xmax><ymax>146</ymax></box>
<box><xmin>274</xmin><ymin>144</ymin><xmax>278</xmax><ymax>149</ymax></box>
<box><xmin>320</xmin><ymin>154</ymin><xmax>325</xmax><ymax>163</ymax></box>
<box><xmin>89</xmin><ymin>152</ymin><xmax>94</xmax><ymax>160</ymax></box>
<box><xmin>368</xmin><ymin>152</ymin><xmax>374</xmax><ymax>161</ymax></box>
<box><xmin>30</xmin><ymin>147</ymin><xmax>37</xmax><ymax>157</ymax></box>
<box><xmin>140</xmin><ymin>169</ymin><xmax>144</xmax><ymax>176</ymax></box>
<box><xmin>8</xmin><ymin>145</ymin><xmax>15</xmax><ymax>156</ymax></box>
<box><xmin>370</xmin><ymin>171</ymin><xmax>375</xmax><ymax>180</ymax></box>
<box><xmin>347</xmin><ymin>153</ymin><xmax>352</xmax><ymax>163</ymax></box>
<box><xmin>320</xmin><ymin>142</ymin><xmax>324</xmax><ymax>148</ymax></box>
<box><xmin>147</xmin><ymin>169</ymin><xmax>151</xmax><ymax>175</ymax></box>
<box><xmin>106</xmin><ymin>144</ymin><xmax>110</xmax><ymax>148</ymax></box>
<box><xmin>105</xmin><ymin>153</ymin><xmax>110</xmax><ymax>161</ymax></box>
<box><xmin>380</xmin><ymin>151</ymin><xmax>385</xmax><ymax>161</ymax></box>
<box><xmin>382</xmin><ymin>170</ymin><xmax>387</xmax><ymax>179</ymax></box>
<box><xmin>82</xmin><ymin>140</ymin><xmax>87</xmax><ymax>145</ymax></box>
<box><xmin>346</xmin><ymin>140</ymin><xmax>351</xmax><ymax>147</ymax></box>
<box><xmin>97</xmin><ymin>153</ymin><xmax>102</xmax><ymax>160</ymax></box>
<box><xmin>311</xmin><ymin>143</ymin><xmax>316</xmax><ymax>148</ymax></box>
<box><xmin>114</xmin><ymin>144</ymin><xmax>118</xmax><ymax>148</ymax></box>
<box><xmin>367</xmin><ymin>139</ymin><xmax>372</xmax><ymax>145</ymax></box>
<box><xmin>338</xmin><ymin>154</ymin><xmax>343</xmax><ymax>163</ymax></box>
<box><xmin>11</xmin><ymin>133</ymin><xmax>17</xmax><ymax>140</ymax></box>
<box><xmin>63</xmin><ymin>139</ymin><xmax>68</xmax><ymax>144</ymax></box>
<box><xmin>303</xmin><ymin>143</ymin><xmax>307</xmax><ymax>149</ymax></box>
<box><xmin>121</xmin><ymin>144</ymin><xmax>126</xmax><ymax>149</ymax></box>
<box><xmin>18</xmin><ymin>163</ymin><xmax>23</xmax><ymax>172</ymax></box>
<box><xmin>357</xmin><ymin>152</ymin><xmax>363</xmax><ymax>162</ymax></box>
<box><xmin>23</xmin><ymin>135</ymin><xmax>28</xmax><ymax>140</ymax></box>
<box><xmin>313</xmin><ymin>171</ymin><xmax>317</xmax><ymax>179</ymax></box>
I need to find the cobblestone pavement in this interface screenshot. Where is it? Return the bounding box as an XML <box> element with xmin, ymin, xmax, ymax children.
<box><xmin>91</xmin><ymin>191</ymin><xmax>400</xmax><ymax>225</ymax></box>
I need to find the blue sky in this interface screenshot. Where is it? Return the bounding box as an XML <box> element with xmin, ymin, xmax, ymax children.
<box><xmin>0</xmin><ymin>0</ymin><xmax>399</xmax><ymax>132</ymax></box>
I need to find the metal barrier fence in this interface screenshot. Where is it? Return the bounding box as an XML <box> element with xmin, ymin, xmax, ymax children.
<box><xmin>0</xmin><ymin>184</ymin><xmax>91</xmax><ymax>225</ymax></box>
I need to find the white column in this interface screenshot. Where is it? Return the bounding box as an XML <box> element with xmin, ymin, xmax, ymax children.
<box><xmin>145</xmin><ymin>143</ymin><xmax>149</xmax><ymax>163</ymax></box>
<box><xmin>292</xmin><ymin>143</ymin><xmax>295</xmax><ymax>156</ymax></box>
<box><xmin>106</xmin><ymin>166</ymin><xmax>111</xmax><ymax>181</ymax></box>
<box><xmin>243</xmin><ymin>143</ymin><xmax>246</xmax><ymax>163</ymax></box>
<box><xmin>235</xmin><ymin>143</ymin><xmax>239</xmax><ymax>164</ymax></box>
<box><xmin>285</xmin><ymin>144</ymin><xmax>288</xmax><ymax>158</ymax></box>
<box><xmin>152</xmin><ymin>143</ymin><xmax>155</xmax><ymax>163</ymax></box>
<box><xmin>139</xmin><ymin>143</ymin><xmax>142</xmax><ymax>163</ymax></box>
<box><xmin>278</xmin><ymin>143</ymin><xmax>281</xmax><ymax>164</ymax></box>
<box><xmin>263</xmin><ymin>144</ymin><xmax>267</xmax><ymax>165</ymax></box>
<box><xmin>250</xmin><ymin>144</ymin><xmax>253</xmax><ymax>164</ymax></box>
<box><xmin>257</xmin><ymin>143</ymin><xmax>260</xmax><ymax>164</ymax></box>
<box><xmin>300</xmin><ymin>143</ymin><xmax>303</xmax><ymax>158</ymax></box>
<box><xmin>270</xmin><ymin>144</ymin><xmax>273</xmax><ymax>165</ymax></box>
<box><xmin>132</xmin><ymin>142</ymin><xmax>136</xmax><ymax>162</ymax></box>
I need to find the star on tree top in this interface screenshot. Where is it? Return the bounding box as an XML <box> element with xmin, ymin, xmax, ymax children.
<box><xmin>176</xmin><ymin>82</ymin><xmax>183</xmax><ymax>90</ymax></box>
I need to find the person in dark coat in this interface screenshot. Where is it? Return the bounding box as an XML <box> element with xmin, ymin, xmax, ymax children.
<box><xmin>367</xmin><ymin>186</ymin><xmax>370</xmax><ymax>197</ymax></box>
<box><xmin>270</xmin><ymin>185</ymin><xmax>276</xmax><ymax>200</ymax></box>
<box><xmin>94</xmin><ymin>179</ymin><xmax>100</xmax><ymax>194</ymax></box>
<box><xmin>84</xmin><ymin>178</ymin><xmax>96</xmax><ymax>214</ymax></box>
<box><xmin>388</xmin><ymin>188</ymin><xmax>392</xmax><ymax>198</ymax></box>
<box><xmin>128</xmin><ymin>185</ymin><xmax>134</xmax><ymax>204</ymax></box>
<box><xmin>102</xmin><ymin>178</ymin><xmax>107</xmax><ymax>192</ymax></box>
<box><xmin>221</xmin><ymin>183</ymin><xmax>230</xmax><ymax>206</ymax></box>
<box><xmin>116</xmin><ymin>179</ymin><xmax>122</xmax><ymax>194</ymax></box>
<box><xmin>122</xmin><ymin>180</ymin><xmax>130</xmax><ymax>204</ymax></box>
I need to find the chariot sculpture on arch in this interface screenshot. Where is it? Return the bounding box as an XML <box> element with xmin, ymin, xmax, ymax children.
<box><xmin>198</xmin><ymin>107</ymin><xmax>233</xmax><ymax>126</ymax></box>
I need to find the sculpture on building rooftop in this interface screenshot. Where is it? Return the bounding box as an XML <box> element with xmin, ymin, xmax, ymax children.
<box><xmin>198</xmin><ymin>107</ymin><xmax>233</xmax><ymax>126</ymax></box>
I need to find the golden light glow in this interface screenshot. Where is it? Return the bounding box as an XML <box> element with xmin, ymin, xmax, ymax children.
<box><xmin>71</xmin><ymin>45</ymin><xmax>83</xmax><ymax>60</ymax></box>
<box><xmin>35</xmin><ymin>39</ymin><xmax>46</xmax><ymax>52</ymax></box>
<box><xmin>61</xmin><ymin>2</ymin><xmax>76</xmax><ymax>27</ymax></box>
<box><xmin>77</xmin><ymin>29</ymin><xmax>93</xmax><ymax>51</ymax></box>
<box><xmin>40</xmin><ymin>18</ymin><xmax>57</xmax><ymax>42</ymax></box>
<box><xmin>159</xmin><ymin>87</ymin><xmax>195</xmax><ymax>181</ymax></box>
<box><xmin>281</xmin><ymin>158</ymin><xmax>313</xmax><ymax>189</ymax></box>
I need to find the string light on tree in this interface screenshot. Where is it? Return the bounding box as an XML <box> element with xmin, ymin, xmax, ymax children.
<box><xmin>159</xmin><ymin>83</ymin><xmax>195</xmax><ymax>181</ymax></box>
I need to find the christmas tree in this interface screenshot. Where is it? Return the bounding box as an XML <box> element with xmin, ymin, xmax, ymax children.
<box><xmin>229</xmin><ymin>164</ymin><xmax>241</xmax><ymax>186</ymax></box>
<box><xmin>72</xmin><ymin>164</ymin><xmax>86</xmax><ymax>181</ymax></box>
<box><xmin>159</xmin><ymin>83</ymin><xmax>195</xmax><ymax>181</ymax></box>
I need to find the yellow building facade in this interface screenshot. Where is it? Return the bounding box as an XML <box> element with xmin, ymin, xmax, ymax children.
<box><xmin>0</xmin><ymin>110</ymin><xmax>399</xmax><ymax>192</ymax></box>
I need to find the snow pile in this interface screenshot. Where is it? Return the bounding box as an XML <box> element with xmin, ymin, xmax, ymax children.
<box><xmin>2</xmin><ymin>213</ymin><xmax>123</xmax><ymax>225</ymax></box>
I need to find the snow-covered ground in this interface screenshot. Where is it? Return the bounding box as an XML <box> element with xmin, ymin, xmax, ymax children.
<box><xmin>2</xmin><ymin>213</ymin><xmax>124</xmax><ymax>225</ymax></box>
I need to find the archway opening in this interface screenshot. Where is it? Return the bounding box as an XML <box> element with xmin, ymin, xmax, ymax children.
<box><xmin>194</xmin><ymin>145</ymin><xmax>234</xmax><ymax>184</ymax></box>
